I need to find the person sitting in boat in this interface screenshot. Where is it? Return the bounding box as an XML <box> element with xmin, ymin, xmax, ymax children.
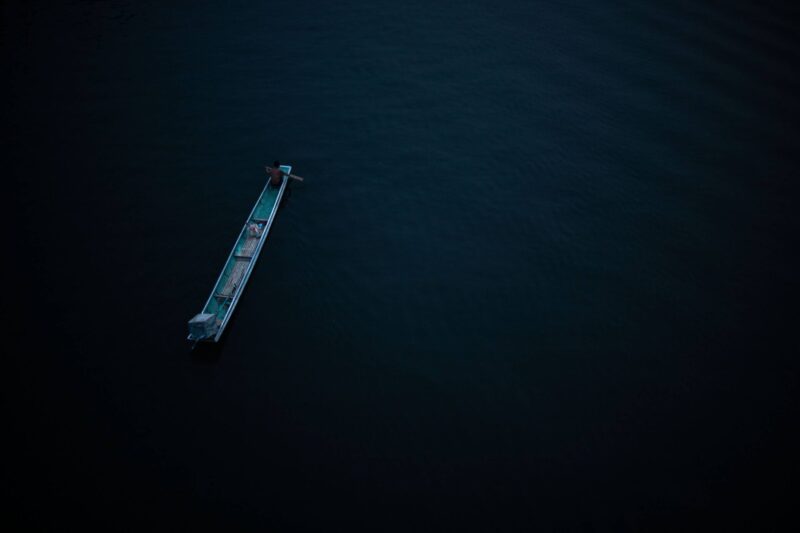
<box><xmin>248</xmin><ymin>222</ymin><xmax>262</xmax><ymax>237</ymax></box>
<box><xmin>268</xmin><ymin>161</ymin><xmax>286</xmax><ymax>188</ymax></box>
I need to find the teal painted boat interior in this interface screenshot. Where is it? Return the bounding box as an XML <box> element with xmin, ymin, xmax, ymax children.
<box><xmin>192</xmin><ymin>164</ymin><xmax>291</xmax><ymax>341</ymax></box>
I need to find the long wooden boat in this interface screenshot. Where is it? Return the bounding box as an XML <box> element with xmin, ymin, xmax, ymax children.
<box><xmin>187</xmin><ymin>164</ymin><xmax>291</xmax><ymax>343</ymax></box>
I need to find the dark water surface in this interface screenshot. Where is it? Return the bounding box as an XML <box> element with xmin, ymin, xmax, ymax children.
<box><xmin>7</xmin><ymin>1</ymin><xmax>800</xmax><ymax>530</ymax></box>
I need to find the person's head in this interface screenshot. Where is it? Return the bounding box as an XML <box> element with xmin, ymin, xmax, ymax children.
<box><xmin>273</xmin><ymin>160</ymin><xmax>280</xmax><ymax>168</ymax></box>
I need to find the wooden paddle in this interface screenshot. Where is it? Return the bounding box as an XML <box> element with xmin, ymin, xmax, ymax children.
<box><xmin>265</xmin><ymin>165</ymin><xmax>305</xmax><ymax>182</ymax></box>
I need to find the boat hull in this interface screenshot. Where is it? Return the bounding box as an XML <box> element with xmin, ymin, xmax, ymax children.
<box><xmin>188</xmin><ymin>164</ymin><xmax>291</xmax><ymax>342</ymax></box>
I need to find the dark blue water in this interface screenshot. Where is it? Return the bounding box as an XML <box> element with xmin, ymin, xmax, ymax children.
<box><xmin>7</xmin><ymin>1</ymin><xmax>800</xmax><ymax>530</ymax></box>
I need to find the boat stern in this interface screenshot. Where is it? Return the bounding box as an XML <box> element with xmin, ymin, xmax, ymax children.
<box><xmin>188</xmin><ymin>312</ymin><xmax>218</xmax><ymax>341</ymax></box>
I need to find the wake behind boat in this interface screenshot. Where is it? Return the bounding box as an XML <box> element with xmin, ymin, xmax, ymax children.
<box><xmin>188</xmin><ymin>164</ymin><xmax>292</xmax><ymax>343</ymax></box>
